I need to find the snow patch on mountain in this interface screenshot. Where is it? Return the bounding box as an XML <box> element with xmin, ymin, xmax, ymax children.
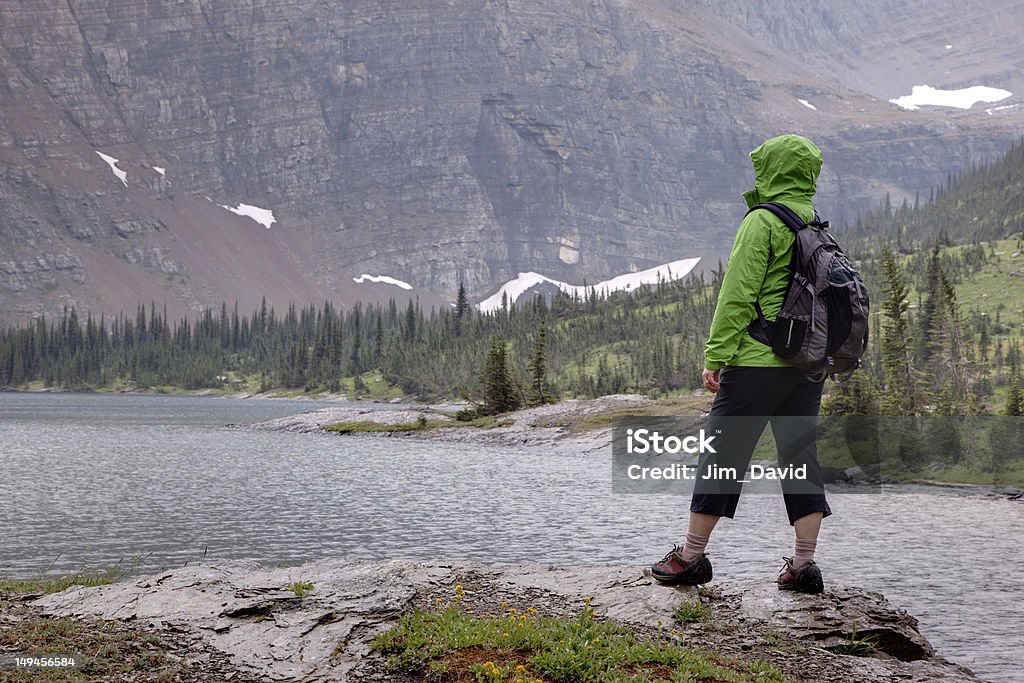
<box><xmin>477</xmin><ymin>258</ymin><xmax>701</xmax><ymax>313</ymax></box>
<box><xmin>216</xmin><ymin>202</ymin><xmax>276</xmax><ymax>229</ymax></box>
<box><xmin>95</xmin><ymin>151</ymin><xmax>128</xmax><ymax>187</ymax></box>
<box><xmin>889</xmin><ymin>84</ymin><xmax>1011</xmax><ymax>111</ymax></box>
<box><xmin>986</xmin><ymin>104</ymin><xmax>1018</xmax><ymax>115</ymax></box>
<box><xmin>798</xmin><ymin>99</ymin><xmax>817</xmax><ymax>110</ymax></box>
<box><xmin>153</xmin><ymin>166</ymin><xmax>166</xmax><ymax>176</ymax></box>
<box><xmin>353</xmin><ymin>274</ymin><xmax>413</xmax><ymax>290</ymax></box>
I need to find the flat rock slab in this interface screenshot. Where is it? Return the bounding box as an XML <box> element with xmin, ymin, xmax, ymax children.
<box><xmin>497</xmin><ymin>564</ymin><xmax>697</xmax><ymax>625</ymax></box>
<box><xmin>35</xmin><ymin>560</ymin><xmax>449</xmax><ymax>681</ymax></box>
<box><xmin>34</xmin><ymin>560</ymin><xmax>982</xmax><ymax>682</ymax></box>
<box><xmin>724</xmin><ymin>581</ymin><xmax>933</xmax><ymax>660</ymax></box>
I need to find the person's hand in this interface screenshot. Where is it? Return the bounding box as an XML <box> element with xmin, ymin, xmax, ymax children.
<box><xmin>702</xmin><ymin>368</ymin><xmax>721</xmax><ymax>393</ymax></box>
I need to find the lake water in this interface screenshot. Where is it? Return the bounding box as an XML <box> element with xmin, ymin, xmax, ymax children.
<box><xmin>0</xmin><ymin>392</ymin><xmax>1020</xmax><ymax>681</ymax></box>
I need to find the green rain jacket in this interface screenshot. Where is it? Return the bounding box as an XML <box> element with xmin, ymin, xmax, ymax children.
<box><xmin>704</xmin><ymin>134</ymin><xmax>823</xmax><ymax>371</ymax></box>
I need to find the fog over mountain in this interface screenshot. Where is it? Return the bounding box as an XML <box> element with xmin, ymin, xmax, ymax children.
<box><xmin>1</xmin><ymin>0</ymin><xmax>1022</xmax><ymax>322</ymax></box>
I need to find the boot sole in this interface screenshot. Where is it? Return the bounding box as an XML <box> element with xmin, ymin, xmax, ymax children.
<box><xmin>650</xmin><ymin>562</ymin><xmax>713</xmax><ymax>586</ymax></box>
<box><xmin>652</xmin><ymin>574</ymin><xmax>713</xmax><ymax>586</ymax></box>
<box><xmin>778</xmin><ymin>568</ymin><xmax>824</xmax><ymax>594</ymax></box>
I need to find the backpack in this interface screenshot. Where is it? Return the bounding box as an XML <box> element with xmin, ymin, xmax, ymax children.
<box><xmin>745</xmin><ymin>202</ymin><xmax>869</xmax><ymax>380</ymax></box>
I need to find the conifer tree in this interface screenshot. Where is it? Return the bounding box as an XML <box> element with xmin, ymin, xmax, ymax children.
<box><xmin>454</xmin><ymin>280</ymin><xmax>470</xmax><ymax>335</ymax></box>
<box><xmin>1006</xmin><ymin>373</ymin><xmax>1023</xmax><ymax>417</ymax></box>
<box><xmin>350</xmin><ymin>305</ymin><xmax>362</xmax><ymax>375</ymax></box>
<box><xmin>527</xmin><ymin>322</ymin><xmax>549</xmax><ymax>406</ymax></box>
<box><xmin>915</xmin><ymin>247</ymin><xmax>941</xmax><ymax>364</ymax></box>
<box><xmin>403</xmin><ymin>300</ymin><xmax>416</xmax><ymax>341</ymax></box>
<box><xmin>481</xmin><ymin>336</ymin><xmax>521</xmax><ymax>415</ymax></box>
<box><xmin>373</xmin><ymin>312</ymin><xmax>384</xmax><ymax>365</ymax></box>
<box><xmin>880</xmin><ymin>249</ymin><xmax>918</xmax><ymax>415</ymax></box>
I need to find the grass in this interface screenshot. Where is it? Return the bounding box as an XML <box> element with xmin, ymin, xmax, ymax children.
<box><xmin>347</xmin><ymin>371</ymin><xmax>404</xmax><ymax>401</ymax></box>
<box><xmin>323</xmin><ymin>414</ymin><xmax>504</xmax><ymax>433</ymax></box>
<box><xmin>373</xmin><ymin>594</ymin><xmax>782</xmax><ymax>683</ymax></box>
<box><xmin>0</xmin><ymin>557</ymin><xmax>142</xmax><ymax>596</ymax></box>
<box><xmin>940</xmin><ymin>239</ymin><xmax>1024</xmax><ymax>324</ymax></box>
<box><xmin>559</xmin><ymin>340</ymin><xmax>633</xmax><ymax>379</ymax></box>
<box><xmin>324</xmin><ymin>418</ymin><xmax>436</xmax><ymax>433</ymax></box>
<box><xmin>826</xmin><ymin>628</ymin><xmax>878</xmax><ymax>657</ymax></box>
<box><xmin>0</xmin><ymin>615</ymin><xmax>179</xmax><ymax>682</ymax></box>
<box><xmin>286</xmin><ymin>581</ymin><xmax>315</xmax><ymax>598</ymax></box>
<box><xmin>672</xmin><ymin>600</ymin><xmax>711</xmax><ymax>624</ymax></box>
<box><xmin>563</xmin><ymin>395</ymin><xmax>713</xmax><ymax>433</ymax></box>
<box><xmin>882</xmin><ymin>463</ymin><xmax>1024</xmax><ymax>488</ymax></box>
<box><xmin>248</xmin><ymin>370</ymin><xmax>405</xmax><ymax>401</ymax></box>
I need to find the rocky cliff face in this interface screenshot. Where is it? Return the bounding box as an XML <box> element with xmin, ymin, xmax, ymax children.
<box><xmin>1</xmin><ymin>0</ymin><xmax>1022</xmax><ymax>321</ymax></box>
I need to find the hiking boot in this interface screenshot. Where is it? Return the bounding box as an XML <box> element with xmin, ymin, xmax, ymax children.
<box><xmin>777</xmin><ymin>557</ymin><xmax>824</xmax><ymax>594</ymax></box>
<box><xmin>649</xmin><ymin>546</ymin><xmax>713</xmax><ymax>585</ymax></box>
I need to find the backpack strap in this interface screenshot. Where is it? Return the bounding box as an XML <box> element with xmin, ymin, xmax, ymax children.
<box><xmin>742</xmin><ymin>202</ymin><xmax>814</xmax><ymax>342</ymax></box>
<box><xmin>744</xmin><ymin>201</ymin><xmax>810</xmax><ymax>233</ymax></box>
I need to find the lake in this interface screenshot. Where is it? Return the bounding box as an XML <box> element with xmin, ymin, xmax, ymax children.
<box><xmin>0</xmin><ymin>392</ymin><xmax>1020</xmax><ymax>681</ymax></box>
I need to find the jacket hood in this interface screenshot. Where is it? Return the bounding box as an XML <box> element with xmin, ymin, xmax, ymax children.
<box><xmin>743</xmin><ymin>134</ymin><xmax>822</xmax><ymax>209</ymax></box>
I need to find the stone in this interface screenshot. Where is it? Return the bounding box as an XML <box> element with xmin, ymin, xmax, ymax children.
<box><xmin>33</xmin><ymin>559</ymin><xmax>984</xmax><ymax>683</ymax></box>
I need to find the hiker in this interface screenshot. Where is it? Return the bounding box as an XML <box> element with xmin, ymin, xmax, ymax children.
<box><xmin>650</xmin><ymin>134</ymin><xmax>831</xmax><ymax>594</ymax></box>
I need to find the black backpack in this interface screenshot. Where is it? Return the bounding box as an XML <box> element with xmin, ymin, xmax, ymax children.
<box><xmin>746</xmin><ymin>202</ymin><xmax>869</xmax><ymax>380</ymax></box>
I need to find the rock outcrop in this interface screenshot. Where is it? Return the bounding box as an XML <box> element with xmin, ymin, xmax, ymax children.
<box><xmin>2</xmin><ymin>1</ymin><xmax>1023</xmax><ymax>321</ymax></box>
<box><xmin>34</xmin><ymin>559</ymin><xmax>983</xmax><ymax>682</ymax></box>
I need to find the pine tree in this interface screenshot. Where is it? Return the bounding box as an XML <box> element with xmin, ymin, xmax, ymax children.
<box><xmin>10</xmin><ymin>340</ymin><xmax>25</xmax><ymax>386</ymax></box>
<box><xmin>915</xmin><ymin>247</ymin><xmax>941</xmax><ymax>364</ymax></box>
<box><xmin>879</xmin><ymin>249</ymin><xmax>918</xmax><ymax>415</ymax></box>
<box><xmin>404</xmin><ymin>300</ymin><xmax>417</xmax><ymax>341</ymax></box>
<box><xmin>527</xmin><ymin>322</ymin><xmax>549</xmax><ymax>406</ymax></box>
<box><xmin>350</xmin><ymin>305</ymin><xmax>362</xmax><ymax>375</ymax></box>
<box><xmin>454</xmin><ymin>280</ymin><xmax>470</xmax><ymax>335</ymax></box>
<box><xmin>373</xmin><ymin>312</ymin><xmax>384</xmax><ymax>365</ymax></box>
<box><xmin>481</xmin><ymin>336</ymin><xmax>521</xmax><ymax>415</ymax></box>
<box><xmin>1006</xmin><ymin>374</ymin><xmax>1023</xmax><ymax>416</ymax></box>
<box><xmin>988</xmin><ymin>372</ymin><xmax>1023</xmax><ymax>471</ymax></box>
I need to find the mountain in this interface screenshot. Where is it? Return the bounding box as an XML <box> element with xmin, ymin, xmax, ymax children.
<box><xmin>2</xmin><ymin>0</ymin><xmax>1023</xmax><ymax>322</ymax></box>
<box><xmin>848</xmin><ymin>138</ymin><xmax>1024</xmax><ymax>249</ymax></box>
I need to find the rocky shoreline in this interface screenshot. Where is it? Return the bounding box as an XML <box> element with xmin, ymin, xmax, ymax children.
<box><xmin>246</xmin><ymin>395</ymin><xmax>1024</xmax><ymax>498</ymax></box>
<box><xmin>23</xmin><ymin>559</ymin><xmax>982</xmax><ymax>683</ymax></box>
<box><xmin>244</xmin><ymin>393</ymin><xmax>661</xmax><ymax>453</ymax></box>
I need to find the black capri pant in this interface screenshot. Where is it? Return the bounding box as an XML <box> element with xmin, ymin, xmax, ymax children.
<box><xmin>690</xmin><ymin>365</ymin><xmax>832</xmax><ymax>525</ymax></box>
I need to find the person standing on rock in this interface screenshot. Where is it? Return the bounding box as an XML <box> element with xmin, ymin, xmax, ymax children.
<box><xmin>650</xmin><ymin>134</ymin><xmax>830</xmax><ymax>594</ymax></box>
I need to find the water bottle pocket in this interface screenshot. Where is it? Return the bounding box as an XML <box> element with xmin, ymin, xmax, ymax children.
<box><xmin>772</xmin><ymin>315</ymin><xmax>807</xmax><ymax>359</ymax></box>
